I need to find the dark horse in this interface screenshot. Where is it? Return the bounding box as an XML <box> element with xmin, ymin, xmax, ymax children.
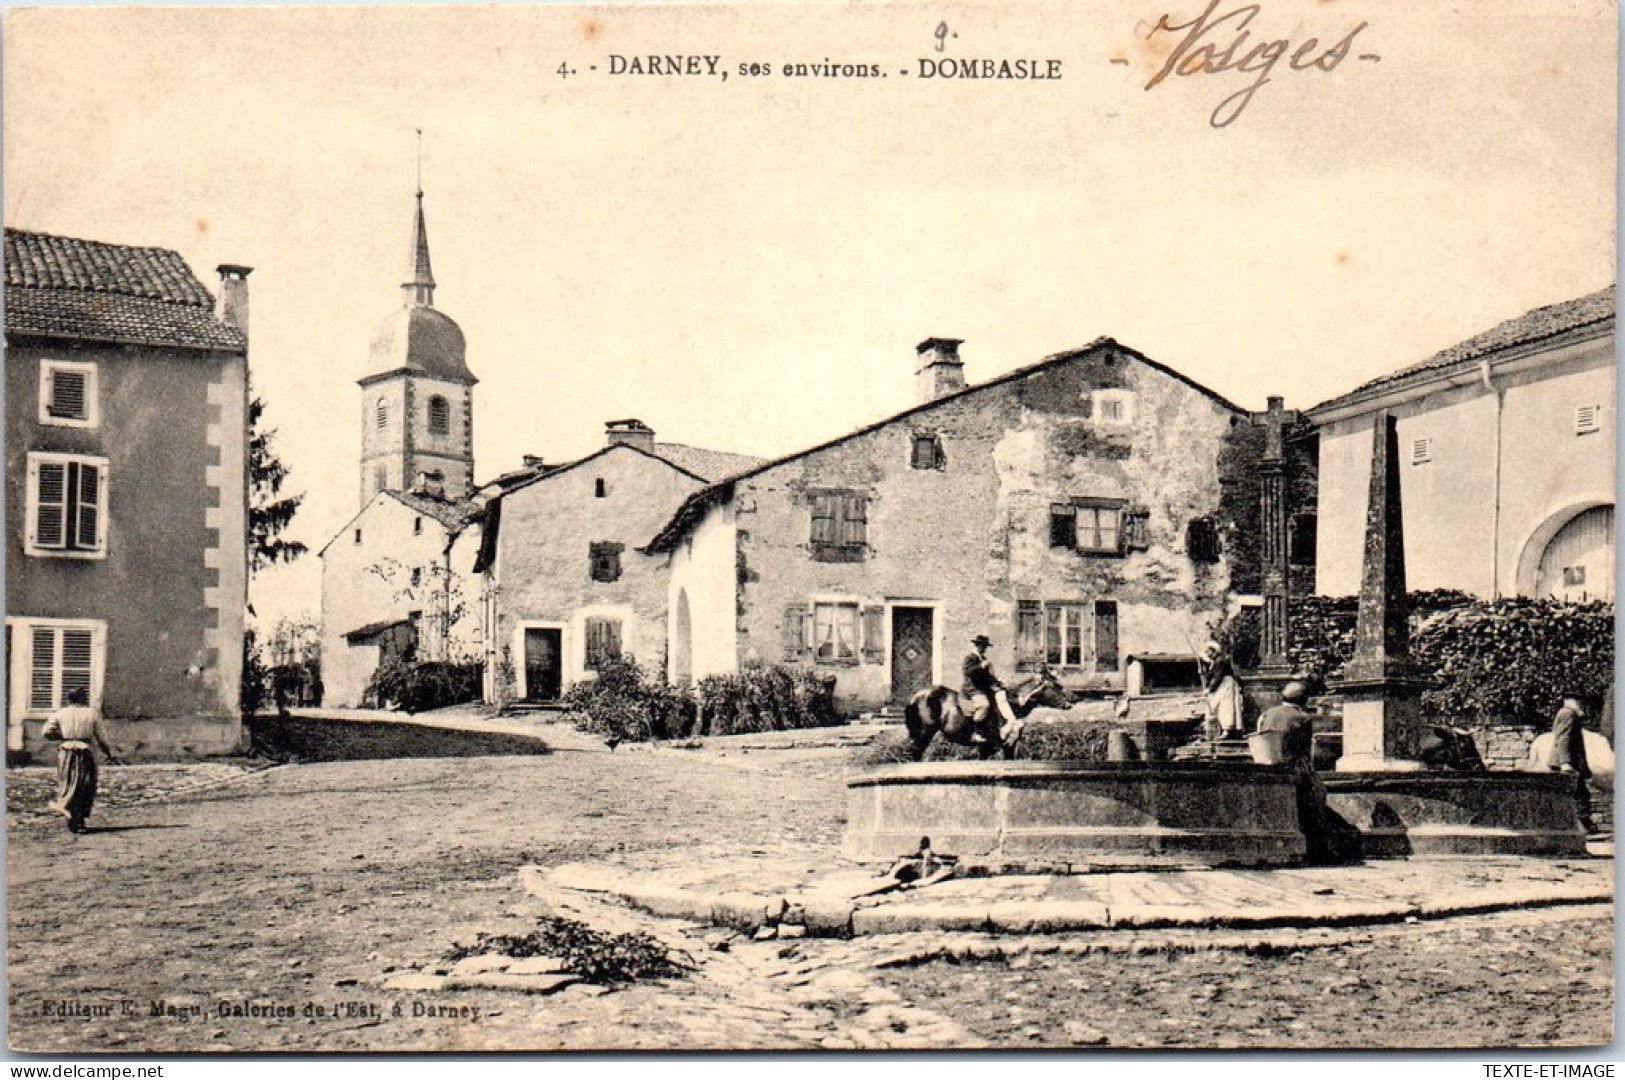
<box><xmin>903</xmin><ymin>666</ymin><xmax>1070</xmax><ymax>761</ymax></box>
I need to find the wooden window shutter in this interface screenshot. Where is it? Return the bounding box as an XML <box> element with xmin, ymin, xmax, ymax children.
<box><xmin>584</xmin><ymin>618</ymin><xmax>604</xmax><ymax>669</ymax></box>
<box><xmin>810</xmin><ymin>496</ymin><xmax>837</xmax><ymax>546</ymax></box>
<box><xmin>49</xmin><ymin>368</ymin><xmax>87</xmax><ymax>420</ymax></box>
<box><xmin>840</xmin><ymin>495</ymin><xmax>868</xmax><ymax>547</ymax></box>
<box><xmin>1015</xmin><ymin>600</ymin><xmax>1042</xmax><ymax>672</ymax></box>
<box><xmin>782</xmin><ymin>603</ymin><xmax>812</xmax><ymax>662</ymax></box>
<box><xmin>1123</xmin><ymin>508</ymin><xmax>1151</xmax><ymax>552</ymax></box>
<box><xmin>1049</xmin><ymin>504</ymin><xmax>1076</xmax><ymax>549</ymax></box>
<box><xmin>60</xmin><ymin>630</ymin><xmax>93</xmax><ymax>703</ymax></box>
<box><xmin>1094</xmin><ymin>601</ymin><xmax>1120</xmax><ymax>672</ymax></box>
<box><xmin>29</xmin><ymin>627</ymin><xmax>55</xmax><ymax>712</ymax></box>
<box><xmin>861</xmin><ymin>605</ymin><xmax>885</xmax><ymax>664</ymax></box>
<box><xmin>585</xmin><ymin>617</ymin><xmax>623</xmax><ymax>670</ymax></box>
<box><xmin>74</xmin><ymin>463</ymin><xmax>101</xmax><ymax>551</ymax></box>
<box><xmin>34</xmin><ymin>460</ymin><xmax>67</xmax><ymax>550</ymax></box>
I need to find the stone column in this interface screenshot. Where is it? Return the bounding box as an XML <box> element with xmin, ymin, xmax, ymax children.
<box><xmin>1335</xmin><ymin>412</ymin><xmax>1427</xmax><ymax>772</ymax></box>
<box><xmin>1257</xmin><ymin>396</ymin><xmax>1291</xmax><ymax>677</ymax></box>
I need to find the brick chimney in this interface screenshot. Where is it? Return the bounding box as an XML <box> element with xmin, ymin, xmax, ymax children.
<box><xmin>522</xmin><ymin>454</ymin><xmax>546</xmax><ymax>470</ymax></box>
<box><xmin>916</xmin><ymin>338</ymin><xmax>966</xmax><ymax>403</ymax></box>
<box><xmin>215</xmin><ymin>264</ymin><xmax>253</xmax><ymax>335</ymax></box>
<box><xmin>605</xmin><ymin>419</ymin><xmax>656</xmax><ymax>453</ymax></box>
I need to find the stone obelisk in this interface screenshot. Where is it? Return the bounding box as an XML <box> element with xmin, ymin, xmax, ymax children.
<box><xmin>1334</xmin><ymin>411</ymin><xmax>1428</xmax><ymax>772</ymax></box>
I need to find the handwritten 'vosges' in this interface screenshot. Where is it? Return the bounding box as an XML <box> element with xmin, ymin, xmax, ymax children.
<box><xmin>1144</xmin><ymin>1</ymin><xmax>1370</xmax><ymax>128</ymax></box>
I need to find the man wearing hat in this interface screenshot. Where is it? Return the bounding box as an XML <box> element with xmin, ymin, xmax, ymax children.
<box><xmin>1550</xmin><ymin>693</ymin><xmax>1598</xmax><ymax>835</ymax></box>
<box><xmin>963</xmin><ymin>634</ymin><xmax>1017</xmax><ymax>743</ymax></box>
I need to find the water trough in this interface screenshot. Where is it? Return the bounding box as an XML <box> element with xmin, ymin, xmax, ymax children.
<box><xmin>844</xmin><ymin>759</ymin><xmax>1306</xmax><ymax>870</ymax></box>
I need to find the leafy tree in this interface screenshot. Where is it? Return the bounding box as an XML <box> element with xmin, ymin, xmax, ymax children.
<box><xmin>249</xmin><ymin>394</ymin><xmax>308</xmax><ymax>572</ymax></box>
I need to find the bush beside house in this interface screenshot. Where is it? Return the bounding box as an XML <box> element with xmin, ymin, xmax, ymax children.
<box><xmin>563</xmin><ymin>658</ymin><xmax>839</xmax><ymax>743</ymax></box>
<box><xmin>1233</xmin><ymin>592</ymin><xmax>1613</xmax><ymax>728</ymax></box>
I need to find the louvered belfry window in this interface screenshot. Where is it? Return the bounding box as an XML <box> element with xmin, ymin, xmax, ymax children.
<box><xmin>28</xmin><ymin>455</ymin><xmax>106</xmax><ymax>556</ymax></box>
<box><xmin>427</xmin><ymin>395</ymin><xmax>450</xmax><ymax>435</ymax></box>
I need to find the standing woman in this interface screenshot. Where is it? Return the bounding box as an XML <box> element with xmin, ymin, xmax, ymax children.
<box><xmin>42</xmin><ymin>687</ymin><xmax>118</xmax><ymax>833</ymax></box>
<box><xmin>1202</xmin><ymin>640</ymin><xmax>1243</xmax><ymax>739</ymax></box>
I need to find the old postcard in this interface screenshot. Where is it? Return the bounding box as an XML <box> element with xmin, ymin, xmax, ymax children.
<box><xmin>3</xmin><ymin>0</ymin><xmax>1616</xmax><ymax>1055</ymax></box>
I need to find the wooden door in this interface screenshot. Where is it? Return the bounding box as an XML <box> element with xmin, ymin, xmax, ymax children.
<box><xmin>524</xmin><ymin>628</ymin><xmax>563</xmax><ymax>701</ymax></box>
<box><xmin>889</xmin><ymin>607</ymin><xmax>934</xmax><ymax>705</ymax></box>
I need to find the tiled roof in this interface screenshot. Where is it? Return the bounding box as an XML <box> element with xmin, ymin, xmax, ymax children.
<box><xmin>4</xmin><ymin>229</ymin><xmax>245</xmax><ymax>351</ymax></box>
<box><xmin>646</xmin><ymin>337</ymin><xmax>1245</xmax><ymax>553</ymax></box>
<box><xmin>1312</xmin><ymin>286</ymin><xmax>1616</xmax><ymax>413</ymax></box>
<box><xmin>386</xmin><ymin>489</ymin><xmax>478</xmax><ymax>531</ymax></box>
<box><xmin>653</xmin><ymin>442</ymin><xmax>766</xmax><ymax>482</ymax></box>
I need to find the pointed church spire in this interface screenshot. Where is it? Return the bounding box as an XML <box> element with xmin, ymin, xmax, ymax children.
<box><xmin>403</xmin><ymin>131</ymin><xmax>436</xmax><ymax>308</ymax></box>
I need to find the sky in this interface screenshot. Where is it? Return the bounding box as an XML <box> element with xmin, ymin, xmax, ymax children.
<box><xmin>4</xmin><ymin>0</ymin><xmax>1615</xmax><ymax>628</ymax></box>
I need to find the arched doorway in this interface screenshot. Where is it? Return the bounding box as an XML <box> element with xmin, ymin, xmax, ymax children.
<box><xmin>1534</xmin><ymin>504</ymin><xmax>1614</xmax><ymax>600</ymax></box>
<box><xmin>673</xmin><ymin>589</ymin><xmax>693</xmax><ymax>687</ymax></box>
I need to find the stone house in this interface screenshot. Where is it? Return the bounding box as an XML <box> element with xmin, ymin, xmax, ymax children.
<box><xmin>319</xmin><ymin>189</ymin><xmax>762</xmax><ymax>707</ymax></box>
<box><xmin>318</xmin><ymin>483</ymin><xmax>483</xmax><ymax>707</ymax></box>
<box><xmin>4</xmin><ymin>228</ymin><xmax>250</xmax><ymax>758</ymax></box>
<box><xmin>646</xmin><ymin>337</ymin><xmax>1252</xmax><ymax>714</ymax></box>
<box><xmin>1309</xmin><ymin>286</ymin><xmax>1615</xmax><ymax>601</ymax></box>
<box><xmin>473</xmin><ymin>421</ymin><xmax>762</xmax><ymax>703</ymax></box>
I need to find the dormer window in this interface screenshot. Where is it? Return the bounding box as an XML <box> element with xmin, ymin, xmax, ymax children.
<box><xmin>1090</xmin><ymin>389</ymin><xmax>1135</xmax><ymax>427</ymax></box>
<box><xmin>39</xmin><ymin>360</ymin><xmax>97</xmax><ymax>428</ymax></box>
<box><xmin>427</xmin><ymin>395</ymin><xmax>450</xmax><ymax>436</ymax></box>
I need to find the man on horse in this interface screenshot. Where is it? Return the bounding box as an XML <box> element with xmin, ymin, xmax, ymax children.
<box><xmin>963</xmin><ymin>634</ymin><xmax>1019</xmax><ymax>745</ymax></box>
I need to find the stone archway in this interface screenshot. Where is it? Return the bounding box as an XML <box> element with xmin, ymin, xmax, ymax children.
<box><xmin>673</xmin><ymin>589</ymin><xmax>693</xmax><ymax>687</ymax></box>
<box><xmin>1517</xmin><ymin>501</ymin><xmax>1615</xmax><ymax>600</ymax></box>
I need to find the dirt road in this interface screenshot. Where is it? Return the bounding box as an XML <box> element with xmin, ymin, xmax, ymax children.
<box><xmin>6</xmin><ymin>719</ymin><xmax>1613</xmax><ymax>1052</ymax></box>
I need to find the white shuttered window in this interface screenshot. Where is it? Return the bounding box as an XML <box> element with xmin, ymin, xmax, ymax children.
<box><xmin>26</xmin><ymin>454</ymin><xmax>108</xmax><ymax>558</ymax></box>
<box><xmin>8</xmin><ymin>620</ymin><xmax>105</xmax><ymax>723</ymax></box>
<box><xmin>38</xmin><ymin>360</ymin><xmax>98</xmax><ymax>428</ymax></box>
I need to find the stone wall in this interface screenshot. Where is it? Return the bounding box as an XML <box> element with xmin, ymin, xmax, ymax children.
<box><xmin>493</xmin><ymin>446</ymin><xmax>703</xmax><ymax>698</ymax></box>
<box><xmin>706</xmin><ymin>342</ymin><xmax>1245</xmax><ymax>714</ymax></box>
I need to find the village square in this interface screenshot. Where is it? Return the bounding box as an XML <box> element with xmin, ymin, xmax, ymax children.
<box><xmin>2</xmin><ymin>1</ymin><xmax>1616</xmax><ymax>1059</ymax></box>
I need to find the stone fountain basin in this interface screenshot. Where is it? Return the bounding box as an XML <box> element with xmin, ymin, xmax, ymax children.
<box><xmin>844</xmin><ymin>760</ymin><xmax>1305</xmax><ymax>871</ymax></box>
<box><xmin>1322</xmin><ymin>771</ymin><xmax>1589</xmax><ymax>857</ymax></box>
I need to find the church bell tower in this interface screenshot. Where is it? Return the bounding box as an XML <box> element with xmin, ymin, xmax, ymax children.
<box><xmin>357</xmin><ymin>184</ymin><xmax>478</xmax><ymax>507</ymax></box>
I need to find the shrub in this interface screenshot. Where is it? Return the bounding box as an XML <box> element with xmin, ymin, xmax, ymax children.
<box><xmin>563</xmin><ymin>656</ymin><xmax>695</xmax><ymax>743</ymax></box>
<box><xmin>694</xmin><ymin>663</ymin><xmax>839</xmax><ymax>736</ymax></box>
<box><xmin>366</xmin><ymin>658</ymin><xmax>484</xmax><ymax>714</ymax></box>
<box><xmin>1238</xmin><ymin>592</ymin><xmax>1612</xmax><ymax>725</ymax></box>
<box><xmin>241</xmin><ymin>631</ymin><xmax>268</xmax><ymax>718</ymax></box>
